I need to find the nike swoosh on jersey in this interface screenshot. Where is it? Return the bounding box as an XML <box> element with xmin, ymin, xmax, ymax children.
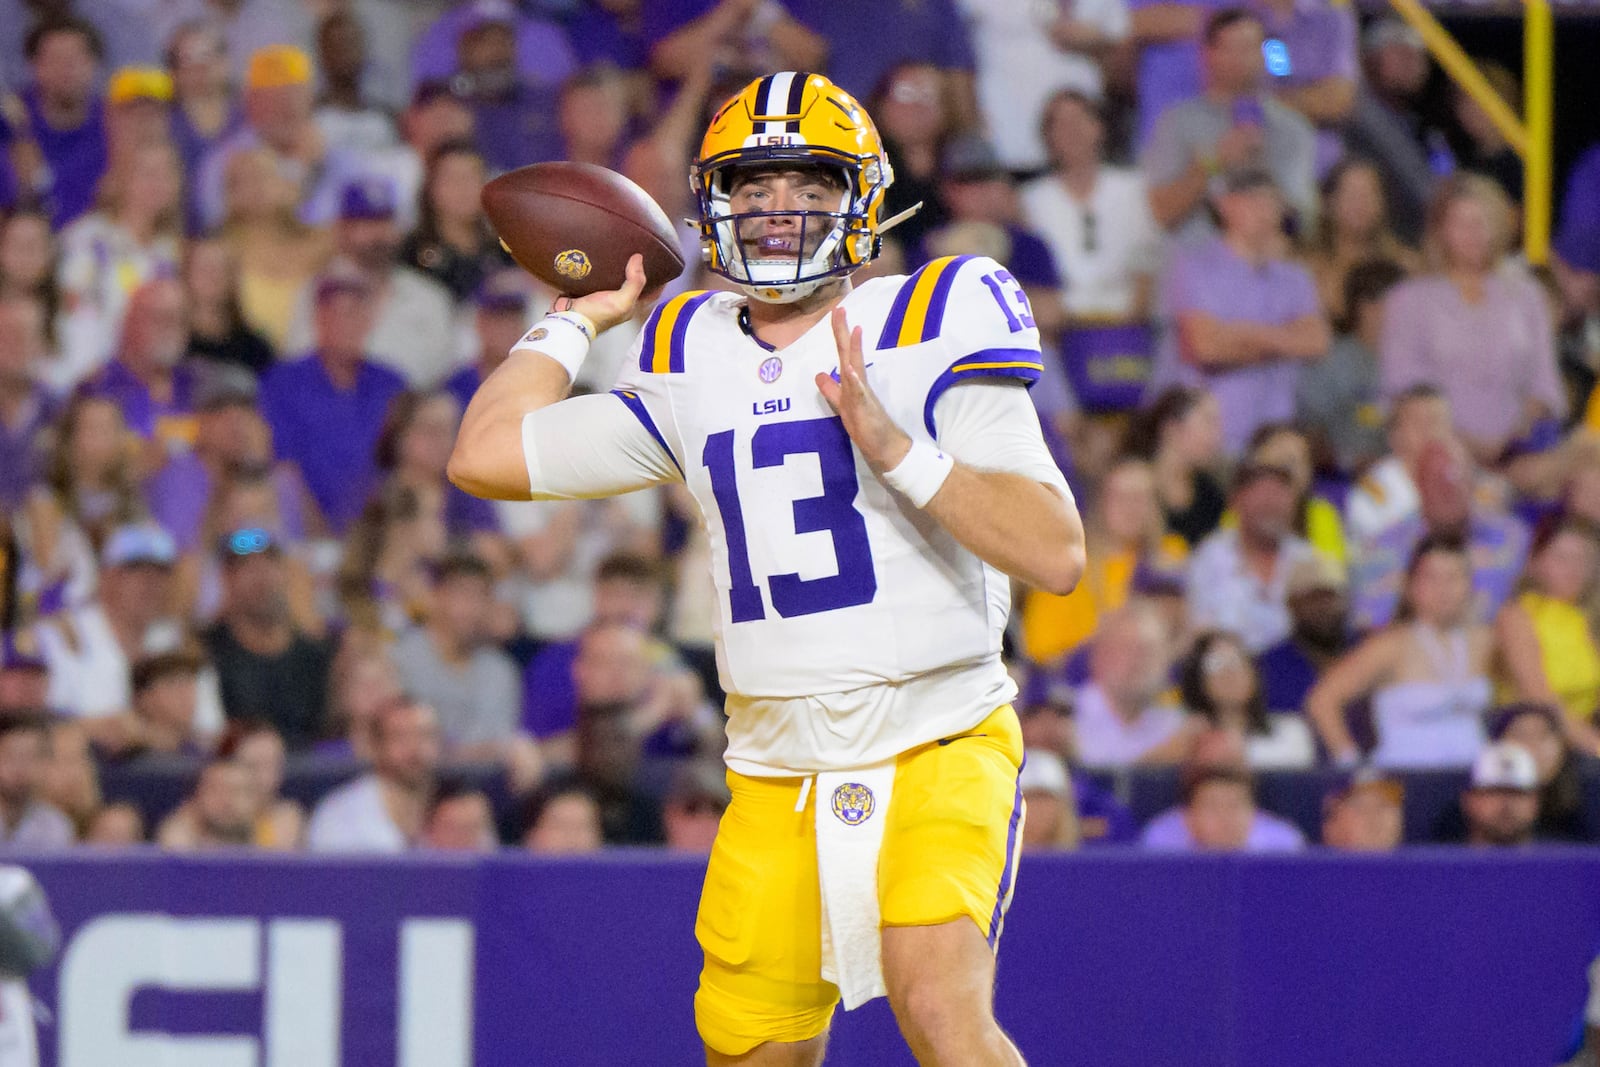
<box><xmin>827</xmin><ymin>362</ymin><xmax>875</xmax><ymax>382</ymax></box>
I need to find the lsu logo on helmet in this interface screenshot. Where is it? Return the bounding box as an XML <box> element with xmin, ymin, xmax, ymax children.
<box><xmin>830</xmin><ymin>783</ymin><xmax>876</xmax><ymax>826</ymax></box>
<box><xmin>692</xmin><ymin>72</ymin><xmax>894</xmax><ymax>305</ymax></box>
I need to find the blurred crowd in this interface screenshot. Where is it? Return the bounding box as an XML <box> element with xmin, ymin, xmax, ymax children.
<box><xmin>0</xmin><ymin>0</ymin><xmax>1598</xmax><ymax>857</ymax></box>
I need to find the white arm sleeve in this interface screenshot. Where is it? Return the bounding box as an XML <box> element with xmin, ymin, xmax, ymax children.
<box><xmin>521</xmin><ymin>393</ymin><xmax>682</xmax><ymax>501</ymax></box>
<box><xmin>931</xmin><ymin>380</ymin><xmax>1074</xmax><ymax>503</ymax></box>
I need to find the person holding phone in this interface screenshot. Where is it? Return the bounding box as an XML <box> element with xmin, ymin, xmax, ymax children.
<box><xmin>1142</xmin><ymin>7</ymin><xmax>1317</xmax><ymax>244</ymax></box>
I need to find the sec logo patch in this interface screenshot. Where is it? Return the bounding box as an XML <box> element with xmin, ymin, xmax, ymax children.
<box><xmin>830</xmin><ymin>783</ymin><xmax>875</xmax><ymax>826</ymax></box>
<box><xmin>554</xmin><ymin>249</ymin><xmax>592</xmax><ymax>280</ymax></box>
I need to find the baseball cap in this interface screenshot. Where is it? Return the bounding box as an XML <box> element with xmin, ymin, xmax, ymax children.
<box><xmin>475</xmin><ymin>271</ymin><xmax>531</xmax><ymax>314</ymax></box>
<box><xmin>1323</xmin><ymin>766</ymin><xmax>1403</xmax><ymax>813</ymax></box>
<box><xmin>314</xmin><ymin>264</ymin><xmax>374</xmax><ymax>303</ymax></box>
<box><xmin>219</xmin><ymin>526</ymin><xmax>282</xmax><ymax>561</ymax></box>
<box><xmin>941</xmin><ymin>134</ymin><xmax>1007</xmax><ymax>183</ymax></box>
<box><xmin>108</xmin><ymin>66</ymin><xmax>173</xmax><ymax>106</ymax></box>
<box><xmin>339</xmin><ymin>176</ymin><xmax>398</xmax><ymax>221</ymax></box>
<box><xmin>1285</xmin><ymin>554</ymin><xmax>1348</xmax><ymax>598</ymax></box>
<box><xmin>1469</xmin><ymin>742</ymin><xmax>1538</xmax><ymax>792</ymax></box>
<box><xmin>1018</xmin><ymin>750</ymin><xmax>1071</xmax><ymax>801</ymax></box>
<box><xmin>246</xmin><ymin>45</ymin><xmax>312</xmax><ymax>90</ymax></box>
<box><xmin>102</xmin><ymin>524</ymin><xmax>177</xmax><ymax>569</ymax></box>
<box><xmin>194</xmin><ymin>365</ymin><xmax>259</xmax><ymax>411</ymax></box>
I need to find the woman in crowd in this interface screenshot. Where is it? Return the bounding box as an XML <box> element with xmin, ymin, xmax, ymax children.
<box><xmin>372</xmin><ymin>391</ymin><xmax>507</xmax><ymax>565</ymax></box>
<box><xmin>1490</xmin><ymin>702</ymin><xmax>1593</xmax><ymax>841</ymax></box>
<box><xmin>869</xmin><ymin>61</ymin><xmax>957</xmax><ymax>254</ymax></box>
<box><xmin>56</xmin><ymin>142</ymin><xmax>185</xmax><ymax>384</ymax></box>
<box><xmin>1020</xmin><ymin>456</ymin><xmax>1186</xmax><ymax>664</ymax></box>
<box><xmin>1304</xmin><ymin>158</ymin><xmax>1421</xmax><ymax>323</ymax></box>
<box><xmin>336</xmin><ymin>483</ymin><xmax>448</xmax><ymax>639</ymax></box>
<box><xmin>1307</xmin><ymin>535</ymin><xmax>1493</xmax><ymax>768</ymax></box>
<box><xmin>221</xmin><ymin>720</ymin><xmax>304</xmax><ymax>849</ymax></box>
<box><xmin>1381</xmin><ymin>173</ymin><xmax>1564</xmax><ymax>465</ymax></box>
<box><xmin>182</xmin><ymin>237</ymin><xmax>274</xmax><ymax>376</ymax></box>
<box><xmin>1178</xmin><ymin>631</ymin><xmax>1316</xmax><ymax>770</ymax></box>
<box><xmin>399</xmin><ymin>140</ymin><xmax>509</xmax><ymax>303</ymax></box>
<box><xmin>0</xmin><ymin>210</ymin><xmax>60</xmax><ymax>359</ymax></box>
<box><xmin>1495</xmin><ymin>516</ymin><xmax>1600</xmax><ymax>753</ymax></box>
<box><xmin>1127</xmin><ymin>385</ymin><xmax>1226</xmax><ymax>547</ymax></box>
<box><xmin>220</xmin><ymin>147</ymin><xmax>333</xmax><ymax>352</ymax></box>
<box><xmin>318</xmin><ymin>645</ymin><xmax>405</xmax><ymax>762</ymax></box>
<box><xmin>166</xmin><ymin>21</ymin><xmax>241</xmax><ymax>225</ymax></box>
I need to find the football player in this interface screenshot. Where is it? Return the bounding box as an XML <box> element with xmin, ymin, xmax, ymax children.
<box><xmin>450</xmin><ymin>72</ymin><xmax>1085</xmax><ymax>1066</ymax></box>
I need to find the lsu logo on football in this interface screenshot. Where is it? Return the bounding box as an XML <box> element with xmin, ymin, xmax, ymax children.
<box><xmin>554</xmin><ymin>249</ymin><xmax>592</xmax><ymax>280</ymax></box>
<box><xmin>830</xmin><ymin>783</ymin><xmax>875</xmax><ymax>826</ymax></box>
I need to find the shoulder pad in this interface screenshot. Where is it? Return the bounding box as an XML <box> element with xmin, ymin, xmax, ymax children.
<box><xmin>876</xmin><ymin>254</ymin><xmax>978</xmax><ymax>349</ymax></box>
<box><xmin>636</xmin><ymin>290</ymin><xmax>716</xmax><ymax>375</ymax></box>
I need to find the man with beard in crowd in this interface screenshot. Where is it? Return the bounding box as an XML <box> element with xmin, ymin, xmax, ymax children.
<box><xmin>1256</xmin><ymin>553</ymin><xmax>1353</xmax><ymax>714</ymax></box>
<box><xmin>308</xmin><ymin>697</ymin><xmax>441</xmax><ymax>852</ymax></box>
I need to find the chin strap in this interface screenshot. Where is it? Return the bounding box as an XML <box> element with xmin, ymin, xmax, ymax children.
<box><xmin>877</xmin><ymin>201</ymin><xmax>924</xmax><ymax>236</ymax></box>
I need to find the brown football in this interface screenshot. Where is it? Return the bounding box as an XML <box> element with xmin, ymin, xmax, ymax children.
<box><xmin>481</xmin><ymin>162</ymin><xmax>687</xmax><ymax>297</ymax></box>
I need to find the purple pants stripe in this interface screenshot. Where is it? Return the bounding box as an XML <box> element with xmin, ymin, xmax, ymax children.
<box><xmin>986</xmin><ymin>756</ymin><xmax>1026</xmax><ymax>949</ymax></box>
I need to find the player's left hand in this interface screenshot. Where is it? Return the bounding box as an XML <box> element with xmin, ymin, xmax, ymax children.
<box><xmin>816</xmin><ymin>307</ymin><xmax>911</xmax><ymax>474</ymax></box>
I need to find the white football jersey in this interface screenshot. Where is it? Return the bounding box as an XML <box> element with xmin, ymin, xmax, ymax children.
<box><xmin>609</xmin><ymin>254</ymin><xmax>1050</xmax><ymax>701</ymax></box>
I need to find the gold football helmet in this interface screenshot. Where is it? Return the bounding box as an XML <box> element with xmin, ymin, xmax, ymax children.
<box><xmin>693</xmin><ymin>72</ymin><xmax>894</xmax><ymax>304</ymax></box>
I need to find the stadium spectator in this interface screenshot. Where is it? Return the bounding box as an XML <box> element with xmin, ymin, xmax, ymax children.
<box><xmin>124</xmin><ymin>650</ymin><xmax>206</xmax><ymax>760</ymax></box>
<box><xmin>394</xmin><ymin>554</ymin><xmax>540</xmax><ymax>785</ymax></box>
<box><xmin>1139</xmin><ymin>734</ymin><xmax>1306</xmax><ymax>851</ymax></box>
<box><xmin>1488</xmin><ymin>702</ymin><xmax>1594</xmax><ymax>843</ymax></box>
<box><xmin>11</xmin><ymin>16</ymin><xmax>108</xmax><ymax>228</ymax></box>
<box><xmin>317</xmin><ymin>645</ymin><xmax>402</xmax><ymax>762</ymax></box>
<box><xmin>83</xmin><ymin>277</ymin><xmax>198</xmax><ymax>454</ymax></box>
<box><xmin>103</xmin><ymin>66</ymin><xmax>172</xmax><ymax>165</ymax></box>
<box><xmin>570</xmin><ymin>652</ymin><xmax>665</xmax><ymax>845</ymax></box>
<box><xmin>1185</xmin><ymin>462</ymin><xmax>1317</xmax><ymax>653</ymax></box>
<box><xmin>400</xmin><ymin>139</ymin><xmax>507</xmax><ymax>303</ymax></box>
<box><xmin>1295</xmin><ymin>257</ymin><xmax>1406</xmax><ymax>477</ymax></box>
<box><xmin>1126</xmin><ymin>0</ymin><xmax>1230</xmax><ymax>147</ymax></box>
<box><xmin>0</xmin><ymin>296</ymin><xmax>58</xmax><ymax>511</ymax></box>
<box><xmin>284</xmin><ymin>177</ymin><xmax>456</xmax><ymax>387</ymax></box>
<box><xmin>1128</xmin><ymin>385</ymin><xmax>1226</xmax><ymax>547</ymax></box>
<box><xmin>1020</xmin><ymin>456</ymin><xmax>1186</xmax><ymax>664</ymax></box>
<box><xmin>1153</xmin><ymin>169</ymin><xmax>1328</xmax><ymax>456</ymax></box>
<box><xmin>955</xmin><ymin>0</ymin><xmax>1124</xmax><ymax>173</ymax></box>
<box><xmin>0</xmin><ymin>636</ymin><xmax>50</xmax><ymax>717</ymax></box>
<box><xmin>1239</xmin><ymin>422</ymin><xmax>1344</xmax><ymax>562</ymax></box>
<box><xmin>153</xmin><ymin>0</ymin><xmax>314</xmax><ymax>87</ymax></box>
<box><xmin>84</xmin><ymin>800</ymin><xmax>144</xmax><ymax>845</ymax></box>
<box><xmin>1494</xmin><ymin>518</ymin><xmax>1600</xmax><ymax>750</ymax></box>
<box><xmin>307</xmin><ymin>697</ymin><xmax>441</xmax><ymax>852</ymax></box>
<box><xmin>1255</xmin><ymin>0</ymin><xmax>1356</xmax><ymax>176</ymax></box>
<box><xmin>312</xmin><ymin>10</ymin><xmax>397</xmax><ymax>159</ymax></box>
<box><xmin>38</xmin><ymin>718</ymin><xmax>97</xmax><ymax>834</ymax></box>
<box><xmin>449</xmin><ymin>9</ymin><xmax>563</xmax><ymax>175</ymax></box>
<box><xmin>1349</xmin><ymin>438</ymin><xmax>1530</xmax><ymax>630</ymax></box>
<box><xmin>0</xmin><ymin>211</ymin><xmax>57</xmax><ymax>346</ymax></box>
<box><xmin>1381</xmin><ymin>175</ymin><xmax>1565</xmax><ymax>466</ymax></box>
<box><xmin>520</xmin><ymin>778</ymin><xmax>604</xmax><ymax>854</ymax></box>
<box><xmin>661</xmin><ymin>758</ymin><xmax>729</xmax><ymax>853</ymax></box>
<box><xmin>421</xmin><ymin>780</ymin><xmax>498</xmax><ymax>852</ymax></box>
<box><xmin>336</xmin><ymin>483</ymin><xmax>447</xmax><ymax>638</ymax></box>
<box><xmin>1143</xmin><ymin>9</ymin><xmax>1317</xmax><ymax>242</ymax></box>
<box><xmin>554</xmin><ymin>63</ymin><xmax>632</xmax><ymax>172</ymax></box>
<box><xmin>259</xmin><ymin>270</ymin><xmax>406</xmax><ymax>533</ymax></box>
<box><xmin>1343</xmin><ymin>19</ymin><xmax>1443</xmax><ymax>245</ymax></box>
<box><xmin>1018</xmin><ymin>748</ymin><xmax>1079</xmax><ymax>851</ymax></box>
<box><xmin>443</xmin><ymin>269</ymin><xmax>530</xmax><ymax>415</ymax></box>
<box><xmin>1319</xmin><ymin>770</ymin><xmax>1403</xmax><ymax>852</ymax></box>
<box><xmin>156</xmin><ymin>757</ymin><xmax>257</xmax><ymax>849</ymax></box>
<box><xmin>217</xmin><ymin>719</ymin><xmax>302</xmax><ymax>849</ymax></box>
<box><xmin>180</xmin><ymin>236</ymin><xmax>274</xmax><ymax>378</ymax></box>
<box><xmin>1303</xmin><ymin>159</ymin><xmax>1422</xmax><ymax>324</ymax></box>
<box><xmin>1343</xmin><ymin>385</ymin><xmax>1453</xmax><ymax>547</ymax></box>
<box><xmin>195</xmin><ymin>44</ymin><xmax>368</xmax><ymax>231</ymax></box>
<box><xmin>869</xmin><ymin>62</ymin><xmax>958</xmax><ymax>255</ymax></box>
<box><xmin>1178</xmin><ymin>630</ymin><xmax>1314</xmax><ymax>769</ymax></box>
<box><xmin>390</xmin><ymin>81</ymin><xmax>476</xmax><ymax>233</ymax></box>
<box><xmin>1073</xmin><ymin>600</ymin><xmax>1189</xmax><ymax>768</ymax></box>
<box><xmin>202</xmin><ymin>526</ymin><xmax>332</xmax><ymax>748</ymax></box>
<box><xmin>1439</xmin><ymin>740</ymin><xmax>1541</xmax><ymax>848</ymax></box>
<box><xmin>645</xmin><ymin>0</ymin><xmax>825</xmax><ymax>88</ymax></box>
<box><xmin>1255</xmin><ymin>553</ymin><xmax>1353</xmax><ymax>715</ymax></box>
<box><xmin>0</xmin><ymin>716</ymin><xmax>73</xmax><ymax>848</ymax></box>
<box><xmin>165</xmin><ymin>21</ymin><xmax>242</xmax><ymax>228</ymax></box>
<box><xmin>373</xmin><ymin>390</ymin><xmax>503</xmax><ymax>553</ymax></box>
<box><xmin>413</xmin><ymin>0</ymin><xmax>577</xmax><ymax>91</ymax></box>
<box><xmin>1448</xmin><ymin>62</ymin><xmax>1521</xmax><ymax>204</ymax></box>
<box><xmin>793</xmin><ymin>0</ymin><xmax>974</xmax><ymax>129</ymax></box>
<box><xmin>1310</xmin><ymin>534</ymin><xmax>1493</xmax><ymax>769</ymax></box>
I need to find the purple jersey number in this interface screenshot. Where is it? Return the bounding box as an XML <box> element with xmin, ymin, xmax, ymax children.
<box><xmin>702</xmin><ymin>416</ymin><xmax>877</xmax><ymax>622</ymax></box>
<box><xmin>980</xmin><ymin>270</ymin><xmax>1036</xmax><ymax>333</ymax></box>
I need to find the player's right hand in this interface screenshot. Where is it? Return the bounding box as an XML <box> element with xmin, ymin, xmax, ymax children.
<box><xmin>553</xmin><ymin>253</ymin><xmax>650</xmax><ymax>335</ymax></box>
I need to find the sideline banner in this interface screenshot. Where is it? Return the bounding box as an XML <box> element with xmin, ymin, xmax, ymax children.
<box><xmin>15</xmin><ymin>850</ymin><xmax>1600</xmax><ymax>1066</ymax></box>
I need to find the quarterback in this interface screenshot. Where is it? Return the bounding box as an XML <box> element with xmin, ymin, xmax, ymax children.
<box><xmin>450</xmin><ymin>72</ymin><xmax>1085</xmax><ymax>1066</ymax></box>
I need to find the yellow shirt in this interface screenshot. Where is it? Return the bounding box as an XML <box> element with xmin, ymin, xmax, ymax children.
<box><xmin>1020</xmin><ymin>536</ymin><xmax>1187</xmax><ymax>663</ymax></box>
<box><xmin>1508</xmin><ymin>591</ymin><xmax>1600</xmax><ymax>725</ymax></box>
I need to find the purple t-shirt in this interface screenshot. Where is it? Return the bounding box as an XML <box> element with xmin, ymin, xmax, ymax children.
<box><xmin>0</xmin><ymin>385</ymin><xmax>59</xmax><ymax>508</ymax></box>
<box><xmin>1154</xmin><ymin>236</ymin><xmax>1321</xmax><ymax>456</ymax></box>
<box><xmin>1129</xmin><ymin>0</ymin><xmax>1232</xmax><ymax>148</ymax></box>
<box><xmin>20</xmin><ymin>86</ymin><xmax>107</xmax><ymax>229</ymax></box>
<box><xmin>259</xmin><ymin>354</ymin><xmax>407</xmax><ymax>534</ymax></box>
<box><xmin>789</xmin><ymin>0</ymin><xmax>975</xmax><ymax>103</ymax></box>
<box><xmin>1139</xmin><ymin>806</ymin><xmax>1307</xmax><ymax>851</ymax></box>
<box><xmin>470</xmin><ymin>83</ymin><xmax>563</xmax><ymax>174</ymax></box>
<box><xmin>411</xmin><ymin>8</ymin><xmax>576</xmax><ymax>88</ymax></box>
<box><xmin>86</xmin><ymin>360</ymin><xmax>199</xmax><ymax>440</ymax></box>
<box><xmin>521</xmin><ymin>639</ymin><xmax>579</xmax><ymax>739</ymax></box>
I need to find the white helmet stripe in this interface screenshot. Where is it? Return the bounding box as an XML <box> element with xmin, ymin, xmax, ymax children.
<box><xmin>758</xmin><ymin>71</ymin><xmax>798</xmax><ymax>136</ymax></box>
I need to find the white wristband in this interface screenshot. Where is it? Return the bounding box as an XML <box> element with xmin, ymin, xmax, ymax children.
<box><xmin>510</xmin><ymin>311</ymin><xmax>596</xmax><ymax>381</ymax></box>
<box><xmin>881</xmin><ymin>438</ymin><xmax>954</xmax><ymax>508</ymax></box>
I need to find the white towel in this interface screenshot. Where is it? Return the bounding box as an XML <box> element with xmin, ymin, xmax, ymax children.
<box><xmin>812</xmin><ymin>761</ymin><xmax>896</xmax><ymax>1010</ymax></box>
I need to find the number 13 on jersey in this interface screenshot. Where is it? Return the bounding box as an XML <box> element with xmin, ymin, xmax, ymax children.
<box><xmin>702</xmin><ymin>416</ymin><xmax>878</xmax><ymax>623</ymax></box>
